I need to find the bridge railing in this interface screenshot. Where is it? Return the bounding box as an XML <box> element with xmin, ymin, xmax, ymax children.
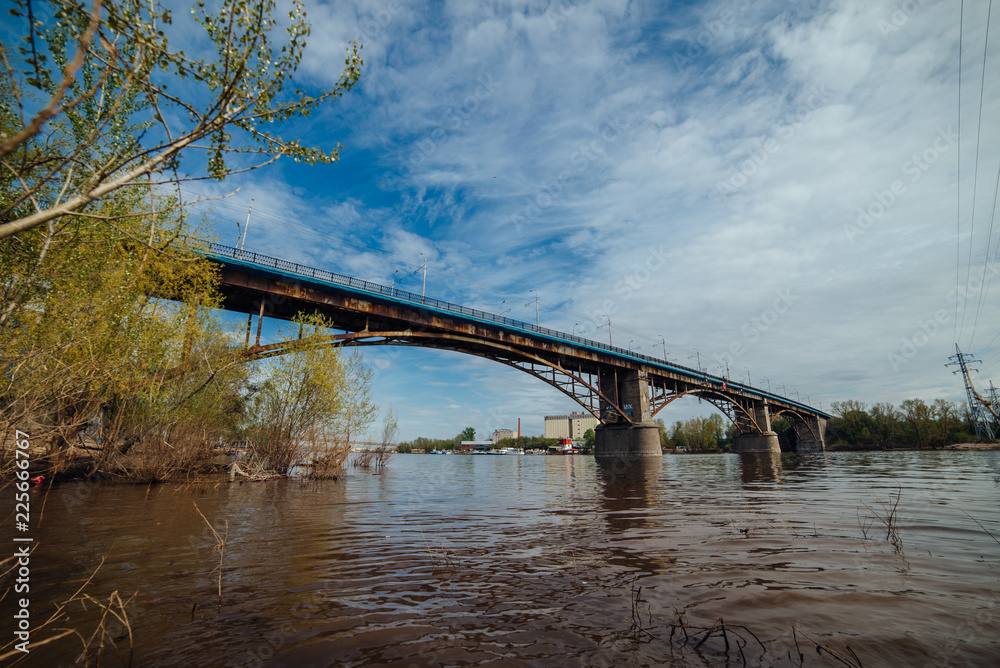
<box><xmin>204</xmin><ymin>242</ymin><xmax>804</xmax><ymax>407</ymax></box>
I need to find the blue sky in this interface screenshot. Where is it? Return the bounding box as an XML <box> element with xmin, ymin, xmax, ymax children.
<box><xmin>179</xmin><ymin>0</ymin><xmax>1000</xmax><ymax>441</ymax></box>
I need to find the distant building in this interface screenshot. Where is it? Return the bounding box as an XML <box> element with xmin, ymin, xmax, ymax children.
<box><xmin>492</xmin><ymin>428</ymin><xmax>514</xmax><ymax>444</ymax></box>
<box><xmin>460</xmin><ymin>440</ymin><xmax>495</xmax><ymax>453</ymax></box>
<box><xmin>544</xmin><ymin>411</ymin><xmax>599</xmax><ymax>440</ymax></box>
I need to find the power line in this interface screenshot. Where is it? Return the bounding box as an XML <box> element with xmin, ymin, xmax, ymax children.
<box><xmin>959</xmin><ymin>0</ymin><xmax>994</xmax><ymax>348</ymax></box>
<box><xmin>956</xmin><ymin>0</ymin><xmax>965</xmax><ymax>347</ymax></box>
<box><xmin>967</xmin><ymin>157</ymin><xmax>1000</xmax><ymax>350</ymax></box>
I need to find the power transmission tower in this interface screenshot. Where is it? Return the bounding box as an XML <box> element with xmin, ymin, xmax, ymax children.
<box><xmin>947</xmin><ymin>345</ymin><xmax>998</xmax><ymax>440</ymax></box>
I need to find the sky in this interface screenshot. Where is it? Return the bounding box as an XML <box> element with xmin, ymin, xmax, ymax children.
<box><xmin>176</xmin><ymin>0</ymin><xmax>1000</xmax><ymax>442</ymax></box>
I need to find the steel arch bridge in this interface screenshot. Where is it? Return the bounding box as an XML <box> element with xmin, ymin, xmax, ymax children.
<box><xmin>200</xmin><ymin>243</ymin><xmax>829</xmax><ymax>454</ymax></box>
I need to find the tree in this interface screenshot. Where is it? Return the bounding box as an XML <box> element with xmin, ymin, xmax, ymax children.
<box><xmin>869</xmin><ymin>402</ymin><xmax>900</xmax><ymax>449</ymax></box>
<box><xmin>335</xmin><ymin>349</ymin><xmax>378</xmax><ymax>451</ymax></box>
<box><xmin>460</xmin><ymin>426</ymin><xmax>476</xmax><ymax>441</ymax></box>
<box><xmin>374</xmin><ymin>408</ymin><xmax>397</xmax><ymax>469</ymax></box>
<box><xmin>1</xmin><ymin>0</ymin><xmax>362</xmax><ymax>240</ymax></box>
<box><xmin>245</xmin><ymin>313</ymin><xmax>348</xmax><ymax>474</ymax></box>
<box><xmin>668</xmin><ymin>415</ymin><xmax>726</xmax><ymax>451</ymax></box>
<box><xmin>900</xmin><ymin>398</ymin><xmax>933</xmax><ymax>448</ymax></box>
<box><xmin>0</xmin><ymin>189</ymin><xmax>234</xmax><ymax>476</ymax></box>
<box><xmin>829</xmin><ymin>400</ymin><xmax>875</xmax><ymax>446</ymax></box>
<box><xmin>583</xmin><ymin>427</ymin><xmax>596</xmax><ymax>448</ymax></box>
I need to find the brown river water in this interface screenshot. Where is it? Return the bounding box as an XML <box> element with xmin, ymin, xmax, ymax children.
<box><xmin>3</xmin><ymin>450</ymin><xmax>1000</xmax><ymax>667</ymax></box>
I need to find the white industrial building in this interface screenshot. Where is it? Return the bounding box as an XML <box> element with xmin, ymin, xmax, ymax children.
<box><xmin>492</xmin><ymin>428</ymin><xmax>514</xmax><ymax>443</ymax></box>
<box><xmin>543</xmin><ymin>411</ymin><xmax>599</xmax><ymax>440</ymax></box>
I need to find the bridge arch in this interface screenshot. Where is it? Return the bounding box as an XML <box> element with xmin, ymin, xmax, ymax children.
<box><xmin>241</xmin><ymin>329</ymin><xmax>634</xmax><ymax>425</ymax></box>
<box><xmin>650</xmin><ymin>387</ymin><xmax>766</xmax><ymax>434</ymax></box>
<box><xmin>771</xmin><ymin>408</ymin><xmax>823</xmax><ymax>451</ymax></box>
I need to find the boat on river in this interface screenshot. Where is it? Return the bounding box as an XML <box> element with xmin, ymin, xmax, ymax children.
<box><xmin>548</xmin><ymin>438</ymin><xmax>582</xmax><ymax>455</ymax></box>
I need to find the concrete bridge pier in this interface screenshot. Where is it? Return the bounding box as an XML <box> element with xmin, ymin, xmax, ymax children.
<box><xmin>733</xmin><ymin>399</ymin><xmax>780</xmax><ymax>453</ymax></box>
<box><xmin>733</xmin><ymin>431</ymin><xmax>781</xmax><ymax>453</ymax></box>
<box><xmin>594</xmin><ymin>369</ymin><xmax>662</xmax><ymax>459</ymax></box>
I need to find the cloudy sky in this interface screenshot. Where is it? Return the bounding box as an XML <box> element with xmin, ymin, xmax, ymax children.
<box><xmin>182</xmin><ymin>0</ymin><xmax>1000</xmax><ymax>441</ymax></box>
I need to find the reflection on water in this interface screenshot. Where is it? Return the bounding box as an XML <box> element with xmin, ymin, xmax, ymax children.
<box><xmin>738</xmin><ymin>451</ymin><xmax>784</xmax><ymax>485</ymax></box>
<box><xmin>4</xmin><ymin>451</ymin><xmax>1000</xmax><ymax>667</ymax></box>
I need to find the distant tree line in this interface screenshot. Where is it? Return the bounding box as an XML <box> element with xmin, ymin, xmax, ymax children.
<box><xmin>397</xmin><ymin>396</ymin><xmax>980</xmax><ymax>456</ymax></box>
<box><xmin>397</xmin><ymin>427</ymin><xmax>474</xmax><ymax>453</ymax></box>
<box><xmin>397</xmin><ymin>428</ymin><xmax>561</xmax><ymax>453</ymax></box>
<box><xmin>656</xmin><ymin>415</ymin><xmax>736</xmax><ymax>452</ymax></box>
<box><xmin>650</xmin><ymin>397</ymin><xmax>979</xmax><ymax>453</ymax></box>
<box><xmin>823</xmin><ymin>399</ymin><xmax>976</xmax><ymax>450</ymax></box>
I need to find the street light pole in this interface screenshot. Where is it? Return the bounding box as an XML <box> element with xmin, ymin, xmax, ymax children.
<box><xmin>660</xmin><ymin>336</ymin><xmax>667</xmax><ymax>361</ymax></box>
<box><xmin>413</xmin><ymin>253</ymin><xmax>427</xmax><ymax>303</ymax></box>
<box><xmin>239</xmin><ymin>197</ymin><xmax>254</xmax><ymax>254</ymax></box>
<box><xmin>526</xmin><ymin>290</ymin><xmax>539</xmax><ymax>327</ymax></box>
<box><xmin>599</xmin><ymin>315</ymin><xmax>612</xmax><ymax>346</ymax></box>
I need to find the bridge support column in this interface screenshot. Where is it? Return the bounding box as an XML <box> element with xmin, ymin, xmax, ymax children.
<box><xmin>733</xmin><ymin>431</ymin><xmax>781</xmax><ymax>453</ymax></box>
<box><xmin>796</xmin><ymin>415</ymin><xmax>827</xmax><ymax>452</ymax></box>
<box><xmin>595</xmin><ymin>369</ymin><xmax>662</xmax><ymax>459</ymax></box>
<box><xmin>752</xmin><ymin>401</ymin><xmax>772</xmax><ymax>432</ymax></box>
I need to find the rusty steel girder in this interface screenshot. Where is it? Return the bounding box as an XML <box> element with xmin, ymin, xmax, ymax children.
<box><xmin>208</xmin><ymin>254</ymin><xmax>829</xmax><ymax>435</ymax></box>
<box><xmin>241</xmin><ymin>329</ymin><xmax>633</xmax><ymax>425</ymax></box>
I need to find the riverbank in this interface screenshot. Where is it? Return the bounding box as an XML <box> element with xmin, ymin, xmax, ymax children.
<box><xmin>826</xmin><ymin>440</ymin><xmax>1000</xmax><ymax>452</ymax></box>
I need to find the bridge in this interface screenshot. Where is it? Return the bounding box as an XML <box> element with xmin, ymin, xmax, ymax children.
<box><xmin>200</xmin><ymin>242</ymin><xmax>829</xmax><ymax>457</ymax></box>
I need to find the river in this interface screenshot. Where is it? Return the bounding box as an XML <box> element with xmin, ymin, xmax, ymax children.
<box><xmin>4</xmin><ymin>450</ymin><xmax>1000</xmax><ymax>667</ymax></box>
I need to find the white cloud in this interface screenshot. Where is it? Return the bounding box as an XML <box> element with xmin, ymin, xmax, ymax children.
<box><xmin>184</xmin><ymin>0</ymin><xmax>1000</xmax><ymax>439</ymax></box>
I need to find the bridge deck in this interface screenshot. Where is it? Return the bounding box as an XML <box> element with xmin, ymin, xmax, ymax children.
<box><xmin>202</xmin><ymin>242</ymin><xmax>829</xmax><ymax>419</ymax></box>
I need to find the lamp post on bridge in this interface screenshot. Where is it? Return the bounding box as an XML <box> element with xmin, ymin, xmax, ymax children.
<box><xmin>500</xmin><ymin>300</ymin><xmax>511</xmax><ymax>318</ymax></box>
<box><xmin>391</xmin><ymin>269</ymin><xmax>399</xmax><ymax>297</ymax></box>
<box><xmin>688</xmin><ymin>352</ymin><xmax>702</xmax><ymax>372</ymax></box>
<box><xmin>628</xmin><ymin>339</ymin><xmax>635</xmax><ymax>353</ymax></box>
<box><xmin>659</xmin><ymin>336</ymin><xmax>668</xmax><ymax>362</ymax></box>
<box><xmin>237</xmin><ymin>197</ymin><xmax>253</xmax><ymax>255</ymax></box>
<box><xmin>598</xmin><ymin>315</ymin><xmax>612</xmax><ymax>346</ymax></box>
<box><xmin>413</xmin><ymin>253</ymin><xmax>427</xmax><ymax>303</ymax></box>
<box><xmin>572</xmin><ymin>322</ymin><xmax>580</xmax><ymax>336</ymax></box>
<box><xmin>526</xmin><ymin>290</ymin><xmax>539</xmax><ymax>327</ymax></box>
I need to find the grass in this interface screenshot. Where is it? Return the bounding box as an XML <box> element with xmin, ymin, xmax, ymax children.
<box><xmin>0</xmin><ymin>556</ymin><xmax>136</xmax><ymax>667</ymax></box>
<box><xmin>193</xmin><ymin>502</ymin><xmax>228</xmax><ymax>608</ymax></box>
<box><xmin>618</xmin><ymin>579</ymin><xmax>867</xmax><ymax>667</ymax></box>
<box><xmin>859</xmin><ymin>485</ymin><xmax>903</xmax><ymax>549</ymax></box>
